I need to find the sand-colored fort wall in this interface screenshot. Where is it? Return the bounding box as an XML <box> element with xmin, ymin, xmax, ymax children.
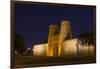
<box><xmin>33</xmin><ymin>38</ymin><xmax>95</xmax><ymax>57</ymax></box>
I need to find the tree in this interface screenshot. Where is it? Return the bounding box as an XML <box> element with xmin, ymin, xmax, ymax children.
<box><xmin>76</xmin><ymin>32</ymin><xmax>95</xmax><ymax>56</ymax></box>
<box><xmin>14</xmin><ymin>34</ymin><xmax>25</xmax><ymax>55</ymax></box>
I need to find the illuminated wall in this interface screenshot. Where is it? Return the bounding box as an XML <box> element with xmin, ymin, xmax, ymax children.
<box><xmin>33</xmin><ymin>38</ymin><xmax>95</xmax><ymax>56</ymax></box>
<box><xmin>33</xmin><ymin>43</ymin><xmax>48</xmax><ymax>56</ymax></box>
<box><xmin>78</xmin><ymin>45</ymin><xmax>95</xmax><ymax>57</ymax></box>
<box><xmin>62</xmin><ymin>38</ymin><xmax>95</xmax><ymax>57</ymax></box>
<box><xmin>62</xmin><ymin>39</ymin><xmax>77</xmax><ymax>56</ymax></box>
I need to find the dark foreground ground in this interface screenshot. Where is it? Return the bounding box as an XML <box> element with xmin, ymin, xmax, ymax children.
<box><xmin>13</xmin><ymin>56</ymin><xmax>96</xmax><ymax>68</ymax></box>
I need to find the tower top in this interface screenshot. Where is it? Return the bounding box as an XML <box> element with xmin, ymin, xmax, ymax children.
<box><xmin>61</xmin><ymin>20</ymin><xmax>70</xmax><ymax>25</ymax></box>
<box><xmin>49</xmin><ymin>24</ymin><xmax>58</xmax><ymax>29</ymax></box>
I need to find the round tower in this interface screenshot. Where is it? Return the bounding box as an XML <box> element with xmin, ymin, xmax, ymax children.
<box><xmin>58</xmin><ymin>20</ymin><xmax>72</xmax><ymax>56</ymax></box>
<box><xmin>47</xmin><ymin>25</ymin><xmax>59</xmax><ymax>56</ymax></box>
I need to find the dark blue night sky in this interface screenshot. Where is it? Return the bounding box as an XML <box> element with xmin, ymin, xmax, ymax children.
<box><xmin>14</xmin><ymin>2</ymin><xmax>95</xmax><ymax>48</ymax></box>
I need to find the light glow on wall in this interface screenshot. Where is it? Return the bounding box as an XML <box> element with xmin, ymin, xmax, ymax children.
<box><xmin>63</xmin><ymin>39</ymin><xmax>78</xmax><ymax>56</ymax></box>
<box><xmin>33</xmin><ymin>39</ymin><xmax>95</xmax><ymax>56</ymax></box>
<box><xmin>78</xmin><ymin>45</ymin><xmax>95</xmax><ymax>56</ymax></box>
<box><xmin>33</xmin><ymin>43</ymin><xmax>48</xmax><ymax>56</ymax></box>
<box><xmin>62</xmin><ymin>38</ymin><xmax>95</xmax><ymax>56</ymax></box>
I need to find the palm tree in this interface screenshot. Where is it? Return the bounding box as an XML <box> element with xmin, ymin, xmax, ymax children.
<box><xmin>76</xmin><ymin>39</ymin><xmax>80</xmax><ymax>56</ymax></box>
<box><xmin>76</xmin><ymin>32</ymin><xmax>94</xmax><ymax>57</ymax></box>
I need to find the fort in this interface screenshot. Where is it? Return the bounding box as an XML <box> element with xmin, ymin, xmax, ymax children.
<box><xmin>33</xmin><ymin>20</ymin><xmax>95</xmax><ymax>57</ymax></box>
